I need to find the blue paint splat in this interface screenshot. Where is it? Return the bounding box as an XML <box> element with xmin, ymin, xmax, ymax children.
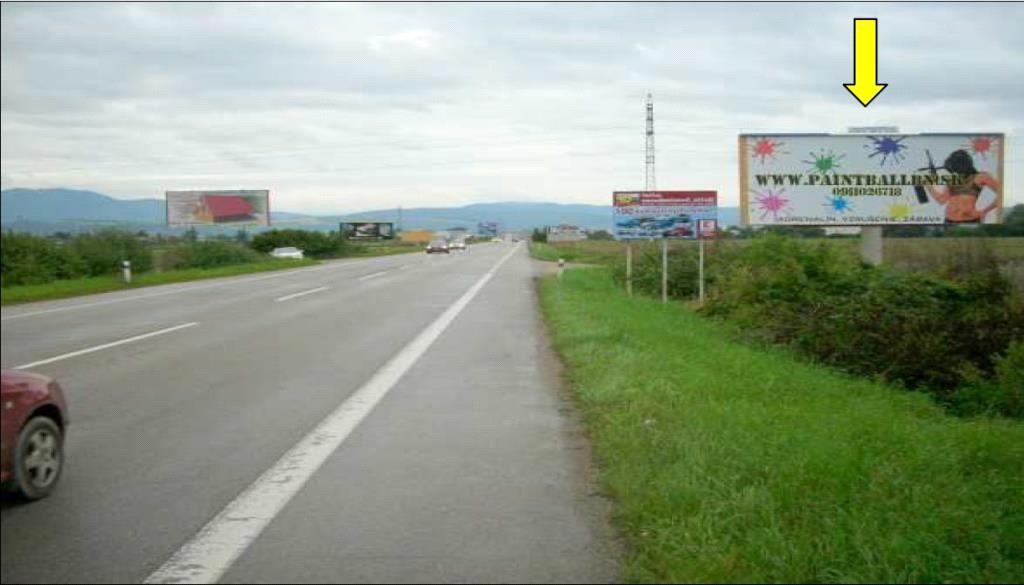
<box><xmin>865</xmin><ymin>135</ymin><xmax>908</xmax><ymax>167</ymax></box>
<box><xmin>824</xmin><ymin>195</ymin><xmax>853</xmax><ymax>214</ymax></box>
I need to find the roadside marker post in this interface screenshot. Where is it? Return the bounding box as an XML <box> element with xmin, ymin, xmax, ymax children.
<box><xmin>122</xmin><ymin>260</ymin><xmax>132</xmax><ymax>284</ymax></box>
<box><xmin>557</xmin><ymin>258</ymin><xmax>565</xmax><ymax>279</ymax></box>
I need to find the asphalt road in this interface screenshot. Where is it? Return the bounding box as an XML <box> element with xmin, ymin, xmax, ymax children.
<box><xmin>0</xmin><ymin>243</ymin><xmax>618</xmax><ymax>584</ymax></box>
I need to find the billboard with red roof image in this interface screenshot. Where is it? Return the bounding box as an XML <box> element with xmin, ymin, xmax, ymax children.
<box><xmin>166</xmin><ymin>190</ymin><xmax>270</xmax><ymax>227</ymax></box>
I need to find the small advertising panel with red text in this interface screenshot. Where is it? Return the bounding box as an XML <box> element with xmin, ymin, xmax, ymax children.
<box><xmin>613</xmin><ymin>191</ymin><xmax>718</xmax><ymax>240</ymax></box>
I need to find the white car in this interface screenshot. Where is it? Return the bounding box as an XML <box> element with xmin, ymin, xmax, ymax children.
<box><xmin>450</xmin><ymin>240</ymin><xmax>467</xmax><ymax>251</ymax></box>
<box><xmin>270</xmin><ymin>246</ymin><xmax>305</xmax><ymax>259</ymax></box>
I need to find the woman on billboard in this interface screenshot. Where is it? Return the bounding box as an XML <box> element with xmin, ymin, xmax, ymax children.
<box><xmin>924</xmin><ymin>149</ymin><xmax>1000</xmax><ymax>224</ymax></box>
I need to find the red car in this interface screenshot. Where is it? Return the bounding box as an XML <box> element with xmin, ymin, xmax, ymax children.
<box><xmin>1</xmin><ymin>370</ymin><xmax>68</xmax><ymax>499</ymax></box>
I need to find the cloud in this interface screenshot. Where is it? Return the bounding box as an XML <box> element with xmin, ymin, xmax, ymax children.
<box><xmin>367</xmin><ymin>29</ymin><xmax>441</xmax><ymax>53</ymax></box>
<box><xmin>2</xmin><ymin>2</ymin><xmax>1022</xmax><ymax>213</ymax></box>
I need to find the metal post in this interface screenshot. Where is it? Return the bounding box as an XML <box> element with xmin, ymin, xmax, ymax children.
<box><xmin>626</xmin><ymin>243</ymin><xmax>633</xmax><ymax>297</ymax></box>
<box><xmin>122</xmin><ymin>260</ymin><xmax>132</xmax><ymax>284</ymax></box>
<box><xmin>557</xmin><ymin>258</ymin><xmax>565</xmax><ymax>279</ymax></box>
<box><xmin>661</xmin><ymin>238</ymin><xmax>668</xmax><ymax>304</ymax></box>
<box><xmin>698</xmin><ymin>239</ymin><xmax>706</xmax><ymax>304</ymax></box>
<box><xmin>860</xmin><ymin>226</ymin><xmax>883</xmax><ymax>266</ymax></box>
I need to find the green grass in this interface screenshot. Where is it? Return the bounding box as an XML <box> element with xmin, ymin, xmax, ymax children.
<box><xmin>530</xmin><ymin>241</ymin><xmax>625</xmax><ymax>264</ymax></box>
<box><xmin>1</xmin><ymin>259</ymin><xmax>318</xmax><ymax>305</ymax></box>
<box><xmin>345</xmin><ymin>243</ymin><xmax>424</xmax><ymax>258</ymax></box>
<box><xmin>539</xmin><ymin>267</ymin><xmax>1024</xmax><ymax>583</ymax></box>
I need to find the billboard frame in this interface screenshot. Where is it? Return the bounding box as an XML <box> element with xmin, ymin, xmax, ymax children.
<box><xmin>165</xmin><ymin>189</ymin><xmax>271</xmax><ymax>228</ymax></box>
<box><xmin>738</xmin><ymin>133</ymin><xmax>1006</xmax><ymax>227</ymax></box>
<box><xmin>340</xmin><ymin>221</ymin><xmax>396</xmax><ymax>241</ymax></box>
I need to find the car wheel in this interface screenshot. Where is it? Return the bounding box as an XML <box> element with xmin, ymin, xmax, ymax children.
<box><xmin>13</xmin><ymin>416</ymin><xmax>63</xmax><ymax>500</ymax></box>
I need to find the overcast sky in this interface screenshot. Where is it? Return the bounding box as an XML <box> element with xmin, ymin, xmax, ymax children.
<box><xmin>2</xmin><ymin>2</ymin><xmax>1022</xmax><ymax>214</ymax></box>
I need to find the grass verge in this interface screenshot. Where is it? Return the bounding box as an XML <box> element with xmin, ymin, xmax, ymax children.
<box><xmin>1</xmin><ymin>259</ymin><xmax>318</xmax><ymax>305</ymax></box>
<box><xmin>530</xmin><ymin>241</ymin><xmax>624</xmax><ymax>264</ymax></box>
<box><xmin>538</xmin><ymin>267</ymin><xmax>1024</xmax><ymax>583</ymax></box>
<box><xmin>346</xmin><ymin>244</ymin><xmax>424</xmax><ymax>258</ymax></box>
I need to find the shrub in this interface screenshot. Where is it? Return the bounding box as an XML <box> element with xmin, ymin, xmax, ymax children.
<box><xmin>697</xmin><ymin>235</ymin><xmax>1024</xmax><ymax>416</ymax></box>
<box><xmin>250</xmin><ymin>229</ymin><xmax>345</xmax><ymax>258</ymax></box>
<box><xmin>68</xmin><ymin>229</ymin><xmax>153</xmax><ymax>276</ymax></box>
<box><xmin>953</xmin><ymin>341</ymin><xmax>1024</xmax><ymax>418</ymax></box>
<box><xmin>1</xmin><ymin>232</ymin><xmax>86</xmax><ymax>286</ymax></box>
<box><xmin>161</xmin><ymin>241</ymin><xmax>263</xmax><ymax>270</ymax></box>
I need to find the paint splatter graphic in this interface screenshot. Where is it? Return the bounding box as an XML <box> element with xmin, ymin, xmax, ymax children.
<box><xmin>888</xmin><ymin>202</ymin><xmax>913</xmax><ymax>220</ymax></box>
<box><xmin>750</xmin><ymin>138</ymin><xmax>786</xmax><ymax>165</ymax></box>
<box><xmin>824</xmin><ymin>195</ymin><xmax>854</xmax><ymax>214</ymax></box>
<box><xmin>865</xmin><ymin>135</ymin><xmax>908</xmax><ymax>167</ymax></box>
<box><xmin>803</xmin><ymin>149</ymin><xmax>845</xmax><ymax>175</ymax></box>
<box><xmin>752</xmin><ymin>188</ymin><xmax>791</xmax><ymax>220</ymax></box>
<box><xmin>963</xmin><ymin>136</ymin><xmax>997</xmax><ymax>160</ymax></box>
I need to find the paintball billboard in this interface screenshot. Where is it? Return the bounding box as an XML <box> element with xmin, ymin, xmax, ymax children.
<box><xmin>613</xmin><ymin>191</ymin><xmax>718</xmax><ymax>240</ymax></box>
<box><xmin>739</xmin><ymin>134</ymin><xmax>1005</xmax><ymax>226</ymax></box>
<box><xmin>340</xmin><ymin>222</ymin><xmax>395</xmax><ymax>240</ymax></box>
<box><xmin>166</xmin><ymin>190</ymin><xmax>270</xmax><ymax>227</ymax></box>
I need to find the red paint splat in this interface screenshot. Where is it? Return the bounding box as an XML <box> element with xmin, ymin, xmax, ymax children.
<box><xmin>751</xmin><ymin>138</ymin><xmax>784</xmax><ymax>164</ymax></box>
<box><xmin>967</xmin><ymin>136</ymin><xmax>995</xmax><ymax>158</ymax></box>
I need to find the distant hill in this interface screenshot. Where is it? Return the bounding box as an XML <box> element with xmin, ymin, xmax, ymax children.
<box><xmin>1</xmin><ymin>188</ymin><xmax>740</xmax><ymax>234</ymax></box>
<box><xmin>1</xmin><ymin>188</ymin><xmax>165</xmax><ymax>224</ymax></box>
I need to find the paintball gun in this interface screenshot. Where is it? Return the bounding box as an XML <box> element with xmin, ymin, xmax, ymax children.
<box><xmin>913</xmin><ymin>149</ymin><xmax>941</xmax><ymax>204</ymax></box>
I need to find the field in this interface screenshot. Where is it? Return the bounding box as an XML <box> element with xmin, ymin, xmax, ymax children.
<box><xmin>539</xmin><ymin>267</ymin><xmax>1024</xmax><ymax>583</ymax></box>
<box><xmin>0</xmin><ymin>259</ymin><xmax>317</xmax><ymax>305</ymax></box>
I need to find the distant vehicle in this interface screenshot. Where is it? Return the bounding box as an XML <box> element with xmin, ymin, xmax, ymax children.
<box><xmin>491</xmin><ymin>237</ymin><xmax>503</xmax><ymax>243</ymax></box>
<box><xmin>425</xmin><ymin>240</ymin><xmax>450</xmax><ymax>254</ymax></box>
<box><xmin>450</xmin><ymin>240</ymin><xmax>467</xmax><ymax>251</ymax></box>
<box><xmin>1</xmin><ymin>370</ymin><xmax>69</xmax><ymax>500</ymax></box>
<box><xmin>270</xmin><ymin>247</ymin><xmax>304</xmax><ymax>259</ymax></box>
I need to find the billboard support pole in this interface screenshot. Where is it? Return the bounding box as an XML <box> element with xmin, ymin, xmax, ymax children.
<box><xmin>626</xmin><ymin>244</ymin><xmax>633</xmax><ymax>297</ymax></box>
<box><xmin>860</xmin><ymin>226</ymin><xmax>883</xmax><ymax>266</ymax></box>
<box><xmin>698</xmin><ymin>239</ymin><xmax>705</xmax><ymax>305</ymax></box>
<box><xmin>661</xmin><ymin>238</ymin><xmax>668</xmax><ymax>304</ymax></box>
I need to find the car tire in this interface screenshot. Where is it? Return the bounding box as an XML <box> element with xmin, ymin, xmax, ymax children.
<box><xmin>13</xmin><ymin>416</ymin><xmax>63</xmax><ymax>500</ymax></box>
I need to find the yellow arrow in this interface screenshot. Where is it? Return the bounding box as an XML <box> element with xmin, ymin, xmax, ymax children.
<box><xmin>843</xmin><ymin>18</ymin><xmax>887</xmax><ymax>107</ymax></box>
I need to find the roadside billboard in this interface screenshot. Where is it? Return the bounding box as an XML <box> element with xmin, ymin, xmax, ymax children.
<box><xmin>340</xmin><ymin>222</ymin><xmax>395</xmax><ymax>240</ymax></box>
<box><xmin>166</xmin><ymin>190</ymin><xmax>270</xmax><ymax>227</ymax></box>
<box><xmin>478</xmin><ymin>222</ymin><xmax>499</xmax><ymax>237</ymax></box>
<box><xmin>547</xmin><ymin>224</ymin><xmax>587</xmax><ymax>242</ymax></box>
<box><xmin>739</xmin><ymin>134</ymin><xmax>1005</xmax><ymax>226</ymax></box>
<box><xmin>613</xmin><ymin>191</ymin><xmax>718</xmax><ymax>240</ymax></box>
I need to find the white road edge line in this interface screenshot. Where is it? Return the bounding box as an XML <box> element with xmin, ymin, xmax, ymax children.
<box><xmin>14</xmin><ymin>322</ymin><xmax>199</xmax><ymax>370</ymax></box>
<box><xmin>143</xmin><ymin>243</ymin><xmax>521</xmax><ymax>585</ymax></box>
<box><xmin>274</xmin><ymin>286</ymin><xmax>329</xmax><ymax>303</ymax></box>
<box><xmin>357</xmin><ymin>270</ymin><xmax>389</xmax><ymax>281</ymax></box>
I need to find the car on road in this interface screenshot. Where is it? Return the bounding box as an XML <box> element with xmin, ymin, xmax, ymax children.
<box><xmin>449</xmin><ymin>240</ymin><xmax>467</xmax><ymax>251</ymax></box>
<box><xmin>490</xmin><ymin>237</ymin><xmax>503</xmax><ymax>243</ymax></box>
<box><xmin>270</xmin><ymin>247</ymin><xmax>305</xmax><ymax>259</ymax></box>
<box><xmin>425</xmin><ymin>239</ymin><xmax>450</xmax><ymax>254</ymax></box>
<box><xmin>1</xmin><ymin>369</ymin><xmax>68</xmax><ymax>500</ymax></box>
